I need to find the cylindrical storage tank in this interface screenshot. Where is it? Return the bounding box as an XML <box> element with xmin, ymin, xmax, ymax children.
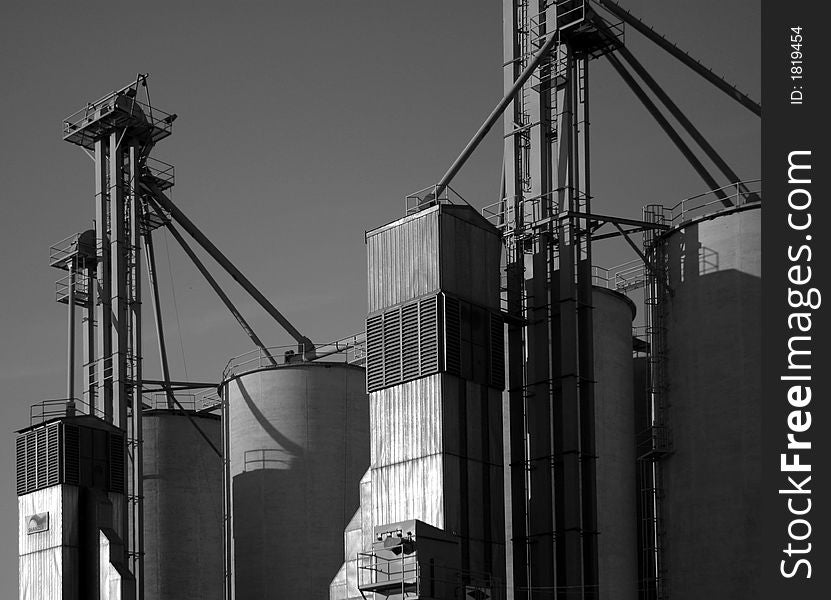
<box><xmin>143</xmin><ymin>409</ymin><xmax>223</xmax><ymax>600</ymax></box>
<box><xmin>223</xmin><ymin>362</ymin><xmax>369</xmax><ymax>600</ymax></box>
<box><xmin>592</xmin><ymin>287</ymin><xmax>638</xmax><ymax>600</ymax></box>
<box><xmin>658</xmin><ymin>204</ymin><xmax>761</xmax><ymax>598</ymax></box>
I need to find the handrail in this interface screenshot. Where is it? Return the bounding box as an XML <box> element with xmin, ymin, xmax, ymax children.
<box><xmin>662</xmin><ymin>179</ymin><xmax>760</xmax><ymax>227</ymax></box>
<box><xmin>29</xmin><ymin>397</ymin><xmax>107</xmax><ymax>426</ymax></box>
<box><xmin>222</xmin><ymin>332</ymin><xmax>366</xmax><ymax>381</ymax></box>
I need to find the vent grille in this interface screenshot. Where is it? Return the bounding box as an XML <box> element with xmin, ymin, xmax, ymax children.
<box><xmin>15</xmin><ymin>436</ymin><xmax>26</xmax><ymax>495</ymax></box>
<box><xmin>16</xmin><ymin>423</ymin><xmax>63</xmax><ymax>496</ymax></box>
<box><xmin>63</xmin><ymin>424</ymin><xmax>80</xmax><ymax>486</ymax></box>
<box><xmin>366</xmin><ymin>315</ymin><xmax>384</xmax><ymax>391</ymax></box>
<box><xmin>15</xmin><ymin>421</ymin><xmax>124</xmax><ymax>496</ymax></box>
<box><xmin>365</xmin><ymin>293</ymin><xmax>504</xmax><ymax>392</ymax></box>
<box><xmin>383</xmin><ymin>309</ymin><xmax>402</xmax><ymax>386</ymax></box>
<box><xmin>366</xmin><ymin>295</ymin><xmax>441</xmax><ymax>392</ymax></box>
<box><xmin>489</xmin><ymin>313</ymin><xmax>505</xmax><ymax>389</ymax></box>
<box><xmin>444</xmin><ymin>295</ymin><xmax>461</xmax><ymax>375</ymax></box>
<box><xmin>109</xmin><ymin>432</ymin><xmax>125</xmax><ymax>493</ymax></box>
<box><xmin>401</xmin><ymin>303</ymin><xmax>420</xmax><ymax>381</ymax></box>
<box><xmin>420</xmin><ymin>296</ymin><xmax>439</xmax><ymax>374</ymax></box>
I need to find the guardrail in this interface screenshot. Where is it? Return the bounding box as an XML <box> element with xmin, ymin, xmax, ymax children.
<box><xmin>222</xmin><ymin>333</ymin><xmax>366</xmax><ymax>381</ymax></box>
<box><xmin>29</xmin><ymin>397</ymin><xmax>106</xmax><ymax>426</ymax></box>
<box><xmin>405</xmin><ymin>184</ymin><xmax>470</xmax><ymax>215</ymax></box>
<box><xmin>660</xmin><ymin>179</ymin><xmax>761</xmax><ymax>227</ymax></box>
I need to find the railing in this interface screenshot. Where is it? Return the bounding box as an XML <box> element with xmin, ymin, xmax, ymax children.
<box><xmin>142</xmin><ymin>157</ymin><xmax>175</xmax><ymax>189</ymax></box>
<box><xmin>404</xmin><ymin>184</ymin><xmax>470</xmax><ymax>215</ymax></box>
<box><xmin>662</xmin><ymin>179</ymin><xmax>761</xmax><ymax>227</ymax></box>
<box><xmin>49</xmin><ymin>232</ymin><xmax>95</xmax><ymax>269</ymax></box>
<box><xmin>141</xmin><ymin>392</ymin><xmax>220</xmax><ymax>412</ymax></box>
<box><xmin>55</xmin><ymin>272</ymin><xmax>91</xmax><ymax>304</ymax></box>
<box><xmin>637</xmin><ymin>424</ymin><xmax>673</xmax><ymax>459</ymax></box>
<box><xmin>357</xmin><ymin>544</ymin><xmax>420</xmax><ymax>595</ymax></box>
<box><xmin>591</xmin><ymin>259</ymin><xmax>646</xmax><ymax>292</ymax></box>
<box><xmin>222</xmin><ymin>332</ymin><xmax>366</xmax><ymax>381</ymax></box>
<box><xmin>243</xmin><ymin>448</ymin><xmax>291</xmax><ymax>471</ymax></box>
<box><xmin>62</xmin><ymin>76</ymin><xmax>175</xmax><ymax>148</ymax></box>
<box><xmin>357</xmin><ymin>545</ymin><xmax>503</xmax><ymax>600</ymax></box>
<box><xmin>29</xmin><ymin>397</ymin><xmax>106</xmax><ymax>426</ymax></box>
<box><xmin>481</xmin><ymin>190</ymin><xmax>592</xmax><ymax>232</ymax></box>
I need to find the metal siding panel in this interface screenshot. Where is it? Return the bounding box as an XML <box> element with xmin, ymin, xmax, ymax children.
<box><xmin>371</xmin><ymin>455</ymin><xmax>444</xmax><ymax>529</ymax></box>
<box><xmin>18</xmin><ymin>485</ymin><xmax>80</xmax><ymax>600</ymax></box>
<box><xmin>370</xmin><ymin>376</ymin><xmax>443</xmax><ymax>467</ymax></box>
<box><xmin>367</xmin><ymin>210</ymin><xmax>445</xmax><ymax>313</ymax></box>
<box><xmin>19</xmin><ymin>546</ymin><xmax>65</xmax><ymax>600</ymax></box>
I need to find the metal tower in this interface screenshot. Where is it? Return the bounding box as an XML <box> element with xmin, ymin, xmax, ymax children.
<box><xmin>497</xmin><ymin>3</ymin><xmax>623</xmax><ymax>599</ymax></box>
<box><xmin>61</xmin><ymin>74</ymin><xmax>176</xmax><ymax>597</ymax></box>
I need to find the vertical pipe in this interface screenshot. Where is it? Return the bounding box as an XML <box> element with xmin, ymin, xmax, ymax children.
<box><xmin>143</xmin><ymin>230</ymin><xmax>177</xmax><ymax>408</ymax></box>
<box><xmin>67</xmin><ymin>256</ymin><xmax>76</xmax><ymax>415</ymax></box>
<box><xmin>110</xmin><ymin>131</ymin><xmax>127</xmax><ymax>431</ymax></box>
<box><xmin>222</xmin><ymin>385</ymin><xmax>234</xmax><ymax>600</ymax></box>
<box><xmin>95</xmin><ymin>138</ymin><xmax>112</xmax><ymax>423</ymax></box>
<box><xmin>83</xmin><ymin>260</ymin><xmax>97</xmax><ymax>411</ymax></box>
<box><xmin>129</xmin><ymin>144</ymin><xmax>144</xmax><ymax>600</ymax></box>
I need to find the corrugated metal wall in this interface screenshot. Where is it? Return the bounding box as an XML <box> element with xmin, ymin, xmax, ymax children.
<box><xmin>366</xmin><ymin>205</ymin><xmax>502</xmax><ymax>314</ymax></box>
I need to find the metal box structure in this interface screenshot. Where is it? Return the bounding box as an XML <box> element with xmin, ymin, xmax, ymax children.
<box><xmin>16</xmin><ymin>415</ymin><xmax>133</xmax><ymax>600</ymax></box>
<box><xmin>357</xmin><ymin>520</ymin><xmax>462</xmax><ymax>600</ymax></box>
<box><xmin>332</xmin><ymin>203</ymin><xmax>506</xmax><ymax>600</ymax></box>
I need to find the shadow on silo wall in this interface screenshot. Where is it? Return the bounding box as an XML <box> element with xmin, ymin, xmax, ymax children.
<box><xmin>660</xmin><ymin>210</ymin><xmax>762</xmax><ymax>599</ymax></box>
<box><xmin>227</xmin><ymin>365</ymin><xmax>369</xmax><ymax>600</ymax></box>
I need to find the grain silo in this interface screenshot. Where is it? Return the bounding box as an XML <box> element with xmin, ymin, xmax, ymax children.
<box><xmin>142</xmin><ymin>405</ymin><xmax>223</xmax><ymax>600</ymax></box>
<box><xmin>221</xmin><ymin>361</ymin><xmax>369</xmax><ymax>599</ymax></box>
<box><xmin>646</xmin><ymin>200</ymin><xmax>761</xmax><ymax>599</ymax></box>
<box><xmin>591</xmin><ymin>287</ymin><xmax>638</xmax><ymax>600</ymax></box>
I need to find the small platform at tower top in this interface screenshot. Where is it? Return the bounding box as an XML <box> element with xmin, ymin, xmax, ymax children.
<box><xmin>62</xmin><ymin>76</ymin><xmax>174</xmax><ymax>150</ymax></box>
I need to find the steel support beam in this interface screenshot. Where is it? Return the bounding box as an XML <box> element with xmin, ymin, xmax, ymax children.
<box><xmin>615</xmin><ymin>43</ymin><xmax>759</xmax><ymax>203</ymax></box>
<box><xmin>141</xmin><ymin>182</ymin><xmax>314</xmax><ymax>356</ymax></box>
<box><xmin>605</xmin><ymin>52</ymin><xmax>731</xmax><ymax>205</ymax></box>
<box><xmin>144</xmin><ymin>195</ymin><xmax>278</xmax><ymax>367</ymax></box>
<box><xmin>66</xmin><ymin>257</ymin><xmax>76</xmax><ymax>413</ymax></box>
<box><xmin>143</xmin><ymin>229</ymin><xmax>177</xmax><ymax>409</ymax></box>
<box><xmin>435</xmin><ymin>22</ymin><xmax>563</xmax><ymax>198</ymax></box>
<box><xmin>593</xmin><ymin>0</ymin><xmax>761</xmax><ymax>116</ymax></box>
<box><xmin>142</xmin><ymin>379</ymin><xmax>219</xmax><ymax>390</ymax></box>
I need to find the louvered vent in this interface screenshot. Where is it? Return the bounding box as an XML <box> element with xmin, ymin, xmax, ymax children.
<box><xmin>366</xmin><ymin>315</ymin><xmax>385</xmax><ymax>391</ymax></box>
<box><xmin>109</xmin><ymin>432</ymin><xmax>126</xmax><ymax>493</ymax></box>
<box><xmin>36</xmin><ymin>428</ymin><xmax>48</xmax><ymax>489</ymax></box>
<box><xmin>383</xmin><ymin>309</ymin><xmax>402</xmax><ymax>387</ymax></box>
<box><xmin>444</xmin><ymin>295</ymin><xmax>461</xmax><ymax>375</ymax></box>
<box><xmin>366</xmin><ymin>295</ymin><xmax>442</xmax><ymax>392</ymax></box>
<box><xmin>401</xmin><ymin>303</ymin><xmax>420</xmax><ymax>380</ymax></box>
<box><xmin>15</xmin><ymin>420</ymin><xmax>125</xmax><ymax>496</ymax></box>
<box><xmin>25</xmin><ymin>433</ymin><xmax>36</xmax><ymax>493</ymax></box>
<box><xmin>63</xmin><ymin>424</ymin><xmax>80</xmax><ymax>486</ymax></box>
<box><xmin>16</xmin><ymin>423</ymin><xmax>63</xmax><ymax>495</ymax></box>
<box><xmin>15</xmin><ymin>436</ymin><xmax>26</xmax><ymax>495</ymax></box>
<box><xmin>489</xmin><ymin>313</ymin><xmax>505</xmax><ymax>389</ymax></box>
<box><xmin>420</xmin><ymin>296</ymin><xmax>439</xmax><ymax>374</ymax></box>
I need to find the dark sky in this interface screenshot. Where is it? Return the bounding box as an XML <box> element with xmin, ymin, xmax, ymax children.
<box><xmin>0</xmin><ymin>1</ymin><xmax>759</xmax><ymax>590</ymax></box>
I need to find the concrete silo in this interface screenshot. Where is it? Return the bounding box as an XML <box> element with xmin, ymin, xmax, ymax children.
<box><xmin>142</xmin><ymin>407</ymin><xmax>223</xmax><ymax>600</ymax></box>
<box><xmin>647</xmin><ymin>201</ymin><xmax>761</xmax><ymax>599</ymax></box>
<box><xmin>222</xmin><ymin>361</ymin><xmax>369</xmax><ymax>599</ymax></box>
<box><xmin>591</xmin><ymin>287</ymin><xmax>638</xmax><ymax>600</ymax></box>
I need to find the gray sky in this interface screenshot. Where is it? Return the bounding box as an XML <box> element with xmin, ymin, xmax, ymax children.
<box><xmin>0</xmin><ymin>0</ymin><xmax>759</xmax><ymax>590</ymax></box>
